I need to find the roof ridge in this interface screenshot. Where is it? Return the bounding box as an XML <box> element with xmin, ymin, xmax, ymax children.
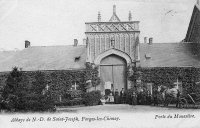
<box><xmin>140</xmin><ymin>42</ymin><xmax>196</xmax><ymax>44</ymax></box>
<box><xmin>29</xmin><ymin>45</ymin><xmax>86</xmax><ymax>48</ymax></box>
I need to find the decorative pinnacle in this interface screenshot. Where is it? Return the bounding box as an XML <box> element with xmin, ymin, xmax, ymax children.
<box><xmin>198</xmin><ymin>0</ymin><xmax>200</xmax><ymax>5</ymax></box>
<box><xmin>113</xmin><ymin>5</ymin><xmax>116</xmax><ymax>14</ymax></box>
<box><xmin>98</xmin><ymin>11</ymin><xmax>101</xmax><ymax>22</ymax></box>
<box><xmin>129</xmin><ymin>11</ymin><xmax>132</xmax><ymax>21</ymax></box>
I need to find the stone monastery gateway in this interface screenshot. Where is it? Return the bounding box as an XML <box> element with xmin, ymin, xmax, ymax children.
<box><xmin>85</xmin><ymin>5</ymin><xmax>140</xmax><ymax>93</ymax></box>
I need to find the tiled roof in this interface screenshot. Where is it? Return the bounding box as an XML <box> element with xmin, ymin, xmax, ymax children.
<box><xmin>0</xmin><ymin>45</ymin><xmax>87</xmax><ymax>72</ymax></box>
<box><xmin>139</xmin><ymin>43</ymin><xmax>200</xmax><ymax>67</ymax></box>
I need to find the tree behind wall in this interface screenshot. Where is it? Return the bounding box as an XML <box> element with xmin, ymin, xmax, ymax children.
<box><xmin>2</xmin><ymin>68</ymin><xmax>54</xmax><ymax>111</ymax></box>
<box><xmin>2</xmin><ymin>67</ymin><xmax>22</xmax><ymax>98</ymax></box>
<box><xmin>2</xmin><ymin>67</ymin><xmax>25</xmax><ymax>110</ymax></box>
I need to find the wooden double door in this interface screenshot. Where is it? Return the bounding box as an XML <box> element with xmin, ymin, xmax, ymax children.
<box><xmin>100</xmin><ymin>54</ymin><xmax>127</xmax><ymax>92</ymax></box>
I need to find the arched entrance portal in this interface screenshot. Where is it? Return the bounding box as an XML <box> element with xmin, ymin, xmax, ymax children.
<box><xmin>100</xmin><ymin>54</ymin><xmax>127</xmax><ymax>93</ymax></box>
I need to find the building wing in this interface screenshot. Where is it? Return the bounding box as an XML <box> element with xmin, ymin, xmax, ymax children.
<box><xmin>139</xmin><ymin>43</ymin><xmax>200</xmax><ymax>67</ymax></box>
<box><xmin>0</xmin><ymin>45</ymin><xmax>87</xmax><ymax>72</ymax></box>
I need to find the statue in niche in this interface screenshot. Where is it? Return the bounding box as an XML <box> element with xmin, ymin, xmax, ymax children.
<box><xmin>110</xmin><ymin>37</ymin><xmax>115</xmax><ymax>48</ymax></box>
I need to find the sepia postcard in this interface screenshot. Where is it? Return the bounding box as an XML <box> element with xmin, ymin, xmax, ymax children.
<box><xmin>0</xmin><ymin>0</ymin><xmax>200</xmax><ymax>128</ymax></box>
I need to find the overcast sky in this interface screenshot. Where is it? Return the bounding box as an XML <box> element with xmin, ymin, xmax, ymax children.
<box><xmin>0</xmin><ymin>0</ymin><xmax>197</xmax><ymax>50</ymax></box>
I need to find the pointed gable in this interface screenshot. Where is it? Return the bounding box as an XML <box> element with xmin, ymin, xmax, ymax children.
<box><xmin>109</xmin><ymin>14</ymin><xmax>121</xmax><ymax>22</ymax></box>
<box><xmin>109</xmin><ymin>5</ymin><xmax>121</xmax><ymax>22</ymax></box>
<box><xmin>185</xmin><ymin>3</ymin><xmax>200</xmax><ymax>43</ymax></box>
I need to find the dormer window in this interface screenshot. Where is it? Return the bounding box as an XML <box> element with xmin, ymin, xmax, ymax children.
<box><xmin>145</xmin><ymin>53</ymin><xmax>151</xmax><ymax>59</ymax></box>
<box><xmin>74</xmin><ymin>56</ymin><xmax>80</xmax><ymax>62</ymax></box>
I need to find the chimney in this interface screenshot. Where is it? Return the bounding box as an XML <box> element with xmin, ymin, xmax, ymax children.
<box><xmin>149</xmin><ymin>38</ymin><xmax>153</xmax><ymax>44</ymax></box>
<box><xmin>128</xmin><ymin>11</ymin><xmax>132</xmax><ymax>21</ymax></box>
<box><xmin>25</xmin><ymin>40</ymin><xmax>31</xmax><ymax>48</ymax></box>
<box><xmin>83</xmin><ymin>38</ymin><xmax>86</xmax><ymax>45</ymax></box>
<box><xmin>74</xmin><ymin>39</ymin><xmax>78</xmax><ymax>46</ymax></box>
<box><xmin>144</xmin><ymin>37</ymin><xmax>147</xmax><ymax>43</ymax></box>
<box><xmin>98</xmin><ymin>11</ymin><xmax>101</xmax><ymax>22</ymax></box>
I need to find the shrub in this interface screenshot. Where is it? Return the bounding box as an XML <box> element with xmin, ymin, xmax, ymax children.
<box><xmin>65</xmin><ymin>90</ymin><xmax>83</xmax><ymax>100</ymax></box>
<box><xmin>55</xmin><ymin>98</ymin><xmax>84</xmax><ymax>106</ymax></box>
<box><xmin>22</xmin><ymin>93</ymin><xmax>55</xmax><ymax>112</ymax></box>
<box><xmin>105</xmin><ymin>89</ymin><xmax>111</xmax><ymax>96</ymax></box>
<box><xmin>83</xmin><ymin>90</ymin><xmax>102</xmax><ymax>106</ymax></box>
